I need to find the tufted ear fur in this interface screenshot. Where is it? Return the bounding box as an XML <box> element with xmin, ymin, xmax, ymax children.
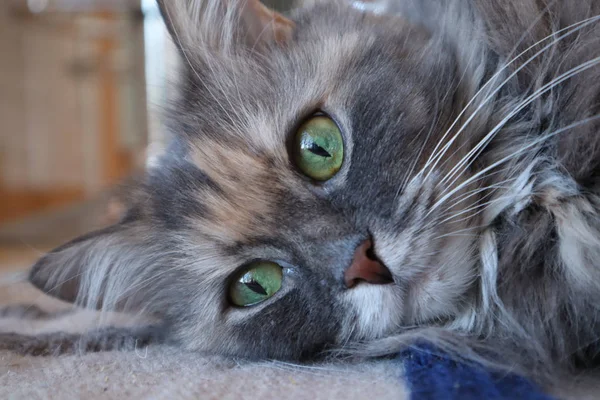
<box><xmin>156</xmin><ymin>0</ymin><xmax>295</xmax><ymax>53</ymax></box>
<box><xmin>28</xmin><ymin>221</ymin><xmax>177</xmax><ymax>314</ymax></box>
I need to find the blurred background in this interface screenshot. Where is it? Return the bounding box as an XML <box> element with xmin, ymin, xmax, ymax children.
<box><xmin>0</xmin><ymin>0</ymin><xmax>292</xmax><ymax>271</ymax></box>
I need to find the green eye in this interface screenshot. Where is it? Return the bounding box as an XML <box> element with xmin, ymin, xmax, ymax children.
<box><xmin>293</xmin><ymin>115</ymin><xmax>344</xmax><ymax>181</ymax></box>
<box><xmin>229</xmin><ymin>261</ymin><xmax>283</xmax><ymax>307</ymax></box>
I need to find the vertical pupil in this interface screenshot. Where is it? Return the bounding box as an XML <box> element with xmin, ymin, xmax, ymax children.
<box><xmin>244</xmin><ymin>280</ymin><xmax>267</xmax><ymax>295</ymax></box>
<box><xmin>307</xmin><ymin>142</ymin><xmax>331</xmax><ymax>157</ymax></box>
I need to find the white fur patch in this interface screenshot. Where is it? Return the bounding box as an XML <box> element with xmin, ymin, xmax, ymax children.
<box><xmin>554</xmin><ymin>201</ymin><xmax>600</xmax><ymax>289</ymax></box>
<box><xmin>341</xmin><ymin>284</ymin><xmax>404</xmax><ymax>340</ymax></box>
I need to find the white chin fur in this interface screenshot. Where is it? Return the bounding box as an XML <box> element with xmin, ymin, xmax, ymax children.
<box><xmin>340</xmin><ymin>284</ymin><xmax>404</xmax><ymax>341</ymax></box>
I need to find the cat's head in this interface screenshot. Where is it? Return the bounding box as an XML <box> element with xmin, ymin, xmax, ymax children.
<box><xmin>30</xmin><ymin>0</ymin><xmax>496</xmax><ymax>359</ymax></box>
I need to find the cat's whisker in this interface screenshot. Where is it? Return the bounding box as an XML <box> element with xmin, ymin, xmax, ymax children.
<box><xmin>440</xmin><ymin>76</ymin><xmax>594</xmax><ymax>193</ymax></box>
<box><xmin>421</xmin><ymin>0</ymin><xmax>562</xmax><ymax>179</ymax></box>
<box><xmin>436</xmin><ymin>194</ymin><xmax>495</xmax><ymax>227</ymax></box>
<box><xmin>264</xmin><ymin>360</ymin><xmax>350</xmax><ymax>376</ymax></box>
<box><xmin>438</xmin><ymin>202</ymin><xmax>493</xmax><ymax>228</ymax></box>
<box><xmin>397</xmin><ymin>130</ymin><xmax>427</xmax><ymax>197</ymax></box>
<box><xmin>436</xmin><ymin>233</ymin><xmax>480</xmax><ymax>239</ymax></box>
<box><xmin>428</xmin><ymin>111</ymin><xmax>600</xmax><ymax>217</ymax></box>
<box><xmin>437</xmin><ymin>195</ymin><xmax>493</xmax><ymax>225</ymax></box>
<box><xmin>420</xmin><ymin>15</ymin><xmax>600</xmax><ymax>183</ymax></box>
<box><xmin>432</xmin><ymin>225</ymin><xmax>490</xmax><ymax>242</ymax></box>
<box><xmin>436</xmin><ymin>55</ymin><xmax>600</xmax><ymax>203</ymax></box>
<box><xmin>436</xmin><ymin>192</ymin><xmax>517</xmax><ymax>227</ymax></box>
<box><xmin>426</xmin><ymin>13</ymin><xmax>600</xmax><ymax>177</ymax></box>
<box><xmin>438</xmin><ymin>139</ymin><xmax>521</xmax><ymax>197</ymax></box>
<box><xmin>437</xmin><ymin>51</ymin><xmax>600</xmax><ymax>192</ymax></box>
<box><xmin>441</xmin><ymin>176</ymin><xmax>517</xmax><ymax>212</ymax></box>
<box><xmin>422</xmin><ymin>167</ymin><xmax>514</xmax><ymax>220</ymax></box>
<box><xmin>449</xmin><ymin>164</ymin><xmax>515</xmax><ymax>187</ymax></box>
<box><xmin>395</xmin><ymin>98</ymin><xmax>441</xmax><ymax>200</ymax></box>
<box><xmin>432</xmin><ymin>52</ymin><xmax>600</xmax><ymax>202</ymax></box>
<box><xmin>271</xmin><ymin>360</ymin><xmax>343</xmax><ymax>372</ymax></box>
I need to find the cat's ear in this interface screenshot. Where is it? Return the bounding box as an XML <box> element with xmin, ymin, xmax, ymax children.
<box><xmin>29</xmin><ymin>221</ymin><xmax>169</xmax><ymax>312</ymax></box>
<box><xmin>157</xmin><ymin>0</ymin><xmax>295</xmax><ymax>52</ymax></box>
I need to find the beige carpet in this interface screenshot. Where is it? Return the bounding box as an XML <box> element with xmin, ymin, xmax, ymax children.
<box><xmin>0</xmin><ymin>345</ymin><xmax>407</xmax><ymax>400</ymax></box>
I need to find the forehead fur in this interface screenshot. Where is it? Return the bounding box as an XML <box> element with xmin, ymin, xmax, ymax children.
<box><xmin>187</xmin><ymin>137</ymin><xmax>291</xmax><ymax>242</ymax></box>
<box><xmin>172</xmin><ymin>6</ymin><xmax>418</xmax><ymax>243</ymax></box>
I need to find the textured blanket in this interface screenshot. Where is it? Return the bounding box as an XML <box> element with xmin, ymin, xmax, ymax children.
<box><xmin>0</xmin><ymin>274</ymin><xmax>596</xmax><ymax>399</ymax></box>
<box><xmin>401</xmin><ymin>345</ymin><xmax>552</xmax><ymax>400</ymax></box>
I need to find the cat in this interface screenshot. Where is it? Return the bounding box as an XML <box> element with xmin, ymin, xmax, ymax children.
<box><xmin>11</xmin><ymin>0</ymin><xmax>600</xmax><ymax>385</ymax></box>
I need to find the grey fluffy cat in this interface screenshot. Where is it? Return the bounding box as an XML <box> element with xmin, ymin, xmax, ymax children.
<box><xmin>10</xmin><ymin>0</ymin><xmax>600</xmax><ymax>384</ymax></box>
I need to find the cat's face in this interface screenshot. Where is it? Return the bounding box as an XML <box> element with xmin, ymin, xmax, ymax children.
<box><xmin>30</xmin><ymin>0</ymin><xmax>486</xmax><ymax>359</ymax></box>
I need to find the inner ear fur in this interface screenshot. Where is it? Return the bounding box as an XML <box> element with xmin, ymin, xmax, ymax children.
<box><xmin>156</xmin><ymin>0</ymin><xmax>295</xmax><ymax>53</ymax></box>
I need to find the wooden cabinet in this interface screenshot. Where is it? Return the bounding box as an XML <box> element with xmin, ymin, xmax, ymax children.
<box><xmin>0</xmin><ymin>1</ymin><xmax>147</xmax><ymax>223</ymax></box>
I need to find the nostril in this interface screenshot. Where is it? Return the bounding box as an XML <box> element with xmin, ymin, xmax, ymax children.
<box><xmin>365</xmin><ymin>245</ymin><xmax>378</xmax><ymax>261</ymax></box>
<box><xmin>344</xmin><ymin>239</ymin><xmax>394</xmax><ymax>288</ymax></box>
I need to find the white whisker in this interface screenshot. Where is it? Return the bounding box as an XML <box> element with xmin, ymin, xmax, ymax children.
<box><xmin>436</xmin><ymin>55</ymin><xmax>600</xmax><ymax>203</ymax></box>
<box><xmin>432</xmin><ymin>225</ymin><xmax>489</xmax><ymax>241</ymax></box>
<box><xmin>437</xmin><ymin>191</ymin><xmax>516</xmax><ymax>227</ymax></box>
<box><xmin>428</xmin><ymin>113</ymin><xmax>600</xmax><ymax>216</ymax></box>
<box><xmin>420</xmin><ymin>15</ymin><xmax>600</xmax><ymax>183</ymax></box>
<box><xmin>438</xmin><ymin>179</ymin><xmax>518</xmax><ymax>223</ymax></box>
<box><xmin>395</xmin><ymin>99</ymin><xmax>441</xmax><ymax>201</ymax></box>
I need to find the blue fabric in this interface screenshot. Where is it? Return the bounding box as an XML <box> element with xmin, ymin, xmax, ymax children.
<box><xmin>400</xmin><ymin>345</ymin><xmax>555</xmax><ymax>400</ymax></box>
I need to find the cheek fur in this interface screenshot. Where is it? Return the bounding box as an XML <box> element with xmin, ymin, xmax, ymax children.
<box><xmin>367</xmin><ymin>171</ymin><xmax>480</xmax><ymax>325</ymax></box>
<box><xmin>187</xmin><ymin>142</ymin><xmax>277</xmax><ymax>242</ymax></box>
<box><xmin>372</xmin><ymin>229</ymin><xmax>478</xmax><ymax>326</ymax></box>
<box><xmin>404</xmin><ymin>235</ymin><xmax>478</xmax><ymax>323</ymax></box>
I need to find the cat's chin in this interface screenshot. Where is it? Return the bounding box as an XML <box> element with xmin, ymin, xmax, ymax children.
<box><xmin>339</xmin><ymin>282</ymin><xmax>405</xmax><ymax>341</ymax></box>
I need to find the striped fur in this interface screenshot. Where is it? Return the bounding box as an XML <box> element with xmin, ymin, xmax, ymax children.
<box><xmin>26</xmin><ymin>0</ymin><xmax>600</xmax><ymax>384</ymax></box>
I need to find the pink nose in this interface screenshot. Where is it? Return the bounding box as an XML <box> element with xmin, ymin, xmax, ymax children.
<box><xmin>344</xmin><ymin>239</ymin><xmax>394</xmax><ymax>288</ymax></box>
